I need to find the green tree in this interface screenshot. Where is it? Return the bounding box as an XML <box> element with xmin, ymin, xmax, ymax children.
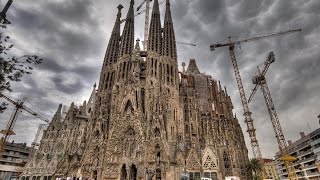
<box><xmin>250</xmin><ymin>158</ymin><xmax>263</xmax><ymax>180</ymax></box>
<box><xmin>0</xmin><ymin>29</ymin><xmax>42</xmax><ymax>113</ymax></box>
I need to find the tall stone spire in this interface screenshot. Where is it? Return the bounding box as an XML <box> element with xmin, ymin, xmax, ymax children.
<box><xmin>97</xmin><ymin>5</ymin><xmax>122</xmax><ymax>94</ymax></box>
<box><xmin>186</xmin><ymin>59</ymin><xmax>200</xmax><ymax>74</ymax></box>
<box><xmin>148</xmin><ymin>0</ymin><xmax>162</xmax><ymax>54</ymax></box>
<box><xmin>103</xmin><ymin>4</ymin><xmax>123</xmax><ymax>66</ymax></box>
<box><xmin>162</xmin><ymin>0</ymin><xmax>177</xmax><ymax>59</ymax></box>
<box><xmin>119</xmin><ymin>0</ymin><xmax>135</xmax><ymax>57</ymax></box>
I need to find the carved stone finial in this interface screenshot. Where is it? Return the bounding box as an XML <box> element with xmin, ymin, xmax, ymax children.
<box><xmin>224</xmin><ymin>86</ymin><xmax>228</xmax><ymax>96</ymax></box>
<box><xmin>182</xmin><ymin>62</ymin><xmax>186</xmax><ymax>73</ymax></box>
<box><xmin>117</xmin><ymin>4</ymin><xmax>124</xmax><ymax>10</ymax></box>
<box><xmin>135</xmin><ymin>38</ymin><xmax>141</xmax><ymax>50</ymax></box>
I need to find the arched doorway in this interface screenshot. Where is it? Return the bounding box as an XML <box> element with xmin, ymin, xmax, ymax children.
<box><xmin>130</xmin><ymin>164</ymin><xmax>137</xmax><ymax>180</ymax></box>
<box><xmin>121</xmin><ymin>164</ymin><xmax>127</xmax><ymax>180</ymax></box>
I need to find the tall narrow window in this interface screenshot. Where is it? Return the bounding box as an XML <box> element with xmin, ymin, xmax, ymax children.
<box><xmin>136</xmin><ymin>91</ymin><xmax>139</xmax><ymax>109</ymax></box>
<box><xmin>121</xmin><ymin>164</ymin><xmax>127</xmax><ymax>180</ymax></box>
<box><xmin>141</xmin><ymin>88</ymin><xmax>145</xmax><ymax>113</ymax></box>
<box><xmin>223</xmin><ymin>151</ymin><xmax>231</xmax><ymax>175</ymax></box>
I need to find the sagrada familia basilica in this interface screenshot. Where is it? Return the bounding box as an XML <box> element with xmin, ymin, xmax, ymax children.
<box><xmin>20</xmin><ymin>0</ymin><xmax>251</xmax><ymax>179</ymax></box>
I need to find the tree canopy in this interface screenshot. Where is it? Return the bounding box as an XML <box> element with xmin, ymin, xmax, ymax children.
<box><xmin>0</xmin><ymin>29</ymin><xmax>42</xmax><ymax>113</ymax></box>
<box><xmin>249</xmin><ymin>158</ymin><xmax>263</xmax><ymax>180</ymax></box>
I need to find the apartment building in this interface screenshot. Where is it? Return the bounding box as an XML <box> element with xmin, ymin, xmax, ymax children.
<box><xmin>0</xmin><ymin>141</ymin><xmax>31</xmax><ymax>180</ymax></box>
<box><xmin>276</xmin><ymin>129</ymin><xmax>320</xmax><ymax>179</ymax></box>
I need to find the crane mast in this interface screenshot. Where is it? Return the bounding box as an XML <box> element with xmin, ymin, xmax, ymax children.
<box><xmin>210</xmin><ymin>28</ymin><xmax>301</xmax><ymax>159</ymax></box>
<box><xmin>31</xmin><ymin>124</ymin><xmax>48</xmax><ymax>150</ymax></box>
<box><xmin>0</xmin><ymin>97</ymin><xmax>26</xmax><ymax>154</ymax></box>
<box><xmin>143</xmin><ymin>0</ymin><xmax>151</xmax><ymax>50</ymax></box>
<box><xmin>228</xmin><ymin>43</ymin><xmax>262</xmax><ymax>158</ymax></box>
<box><xmin>249</xmin><ymin>52</ymin><xmax>298</xmax><ymax>180</ymax></box>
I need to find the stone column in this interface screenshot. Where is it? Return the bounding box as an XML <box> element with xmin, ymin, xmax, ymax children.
<box><xmin>126</xmin><ymin>165</ymin><xmax>131</xmax><ymax>180</ymax></box>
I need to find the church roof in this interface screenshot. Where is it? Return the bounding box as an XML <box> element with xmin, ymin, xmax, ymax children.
<box><xmin>186</xmin><ymin>59</ymin><xmax>200</xmax><ymax>74</ymax></box>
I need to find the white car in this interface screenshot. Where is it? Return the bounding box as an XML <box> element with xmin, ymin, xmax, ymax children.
<box><xmin>201</xmin><ymin>178</ymin><xmax>212</xmax><ymax>180</ymax></box>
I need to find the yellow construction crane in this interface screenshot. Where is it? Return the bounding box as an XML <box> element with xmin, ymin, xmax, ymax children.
<box><xmin>209</xmin><ymin>28</ymin><xmax>302</xmax><ymax>159</ymax></box>
<box><xmin>248</xmin><ymin>51</ymin><xmax>298</xmax><ymax>180</ymax></box>
<box><xmin>0</xmin><ymin>93</ymin><xmax>50</xmax><ymax>155</ymax></box>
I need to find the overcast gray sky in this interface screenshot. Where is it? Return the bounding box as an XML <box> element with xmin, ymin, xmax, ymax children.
<box><xmin>1</xmin><ymin>0</ymin><xmax>319</xmax><ymax>158</ymax></box>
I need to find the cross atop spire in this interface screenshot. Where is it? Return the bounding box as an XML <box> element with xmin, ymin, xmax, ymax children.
<box><xmin>119</xmin><ymin>0</ymin><xmax>135</xmax><ymax>57</ymax></box>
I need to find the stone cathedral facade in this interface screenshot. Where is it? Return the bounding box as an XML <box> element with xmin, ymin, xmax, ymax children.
<box><xmin>20</xmin><ymin>0</ymin><xmax>251</xmax><ymax>180</ymax></box>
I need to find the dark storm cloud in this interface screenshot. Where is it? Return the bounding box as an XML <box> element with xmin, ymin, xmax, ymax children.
<box><xmin>0</xmin><ymin>0</ymin><xmax>105</xmax><ymax>145</ymax></box>
<box><xmin>1</xmin><ymin>0</ymin><xmax>319</xmax><ymax>159</ymax></box>
<box><xmin>52</xmin><ymin>76</ymin><xmax>83</xmax><ymax>95</ymax></box>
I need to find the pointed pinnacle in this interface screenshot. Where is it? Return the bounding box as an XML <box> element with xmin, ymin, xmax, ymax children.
<box><xmin>135</xmin><ymin>38</ymin><xmax>141</xmax><ymax>50</ymax></box>
<box><xmin>117</xmin><ymin>4</ymin><xmax>124</xmax><ymax>10</ymax></box>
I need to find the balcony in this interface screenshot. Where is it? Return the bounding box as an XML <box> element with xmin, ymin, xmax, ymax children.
<box><xmin>303</xmin><ymin>164</ymin><xmax>317</xmax><ymax>170</ymax></box>
<box><xmin>4</xmin><ymin>146</ymin><xmax>30</xmax><ymax>154</ymax></box>
<box><xmin>311</xmin><ymin>138</ymin><xmax>320</xmax><ymax>146</ymax></box>
<box><xmin>296</xmin><ymin>142</ymin><xmax>311</xmax><ymax>151</ymax></box>
<box><xmin>297</xmin><ymin>149</ymin><xmax>313</xmax><ymax>158</ymax></box>
<box><xmin>300</xmin><ymin>155</ymin><xmax>316</xmax><ymax>164</ymax></box>
<box><xmin>306</xmin><ymin>171</ymin><xmax>320</xmax><ymax>177</ymax></box>
<box><xmin>0</xmin><ymin>158</ymin><xmax>24</xmax><ymax>165</ymax></box>
<box><xmin>1</xmin><ymin>151</ymin><xmax>26</xmax><ymax>159</ymax></box>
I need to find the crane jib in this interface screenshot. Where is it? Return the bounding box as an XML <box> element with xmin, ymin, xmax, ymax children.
<box><xmin>210</xmin><ymin>28</ymin><xmax>302</xmax><ymax>51</ymax></box>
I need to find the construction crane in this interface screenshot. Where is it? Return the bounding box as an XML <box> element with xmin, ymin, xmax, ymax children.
<box><xmin>138</xmin><ymin>0</ymin><xmax>151</xmax><ymax>50</ymax></box>
<box><xmin>209</xmin><ymin>28</ymin><xmax>302</xmax><ymax>159</ymax></box>
<box><xmin>28</xmin><ymin>124</ymin><xmax>48</xmax><ymax>160</ymax></box>
<box><xmin>121</xmin><ymin>0</ymin><xmax>196</xmax><ymax>49</ymax></box>
<box><xmin>31</xmin><ymin>124</ymin><xmax>48</xmax><ymax>150</ymax></box>
<box><xmin>0</xmin><ymin>0</ymin><xmax>13</xmax><ymax>25</ymax></box>
<box><xmin>176</xmin><ymin>41</ymin><xmax>196</xmax><ymax>47</ymax></box>
<box><xmin>248</xmin><ymin>52</ymin><xmax>298</xmax><ymax>180</ymax></box>
<box><xmin>0</xmin><ymin>93</ymin><xmax>50</xmax><ymax>155</ymax></box>
<box><xmin>120</xmin><ymin>3</ymin><xmax>163</xmax><ymax>25</ymax></box>
<box><xmin>120</xmin><ymin>0</ymin><xmax>155</xmax><ymax>50</ymax></box>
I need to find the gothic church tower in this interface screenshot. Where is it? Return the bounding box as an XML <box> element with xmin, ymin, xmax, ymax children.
<box><xmin>21</xmin><ymin>1</ymin><xmax>250</xmax><ymax>180</ymax></box>
<box><xmin>78</xmin><ymin>0</ymin><xmax>250</xmax><ymax>179</ymax></box>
